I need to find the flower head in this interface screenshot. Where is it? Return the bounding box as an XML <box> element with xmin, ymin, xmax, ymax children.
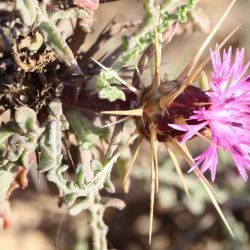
<box><xmin>74</xmin><ymin>0</ymin><xmax>99</xmax><ymax>11</ymax></box>
<box><xmin>171</xmin><ymin>47</ymin><xmax>250</xmax><ymax>181</ymax></box>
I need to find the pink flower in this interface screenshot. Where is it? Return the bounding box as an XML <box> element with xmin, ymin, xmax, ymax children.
<box><xmin>172</xmin><ymin>47</ymin><xmax>250</xmax><ymax>181</ymax></box>
<box><xmin>74</xmin><ymin>0</ymin><xmax>99</xmax><ymax>11</ymax></box>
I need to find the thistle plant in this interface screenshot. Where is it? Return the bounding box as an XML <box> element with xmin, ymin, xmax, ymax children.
<box><xmin>0</xmin><ymin>0</ymin><xmax>249</xmax><ymax>249</ymax></box>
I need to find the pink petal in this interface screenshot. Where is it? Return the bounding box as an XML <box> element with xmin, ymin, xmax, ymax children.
<box><xmin>74</xmin><ymin>0</ymin><xmax>99</xmax><ymax>10</ymax></box>
<box><xmin>169</xmin><ymin>122</ymin><xmax>207</xmax><ymax>143</ymax></box>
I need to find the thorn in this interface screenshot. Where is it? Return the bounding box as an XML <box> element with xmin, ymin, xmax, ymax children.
<box><xmin>153</xmin><ymin>13</ymin><xmax>162</xmax><ymax>91</ymax></box>
<box><xmin>159</xmin><ymin>0</ymin><xmax>237</xmax><ymax>108</ymax></box>
<box><xmin>101</xmin><ymin>116</ymin><xmax>131</xmax><ymax>128</ymax></box>
<box><xmin>168</xmin><ymin>138</ymin><xmax>234</xmax><ymax>237</ymax></box>
<box><xmin>166</xmin><ymin>144</ymin><xmax>190</xmax><ymax>198</ymax></box>
<box><xmin>101</xmin><ymin>108</ymin><xmax>143</xmax><ymax>116</ymax></box>
<box><xmin>149</xmin><ymin>152</ymin><xmax>156</xmax><ymax>245</ymax></box>
<box><xmin>86</xmin><ymin>133</ymin><xmax>139</xmax><ymax>188</ymax></box>
<box><xmin>187</xmin><ymin>25</ymin><xmax>241</xmax><ymax>84</ymax></box>
<box><xmin>91</xmin><ymin>57</ymin><xmax>140</xmax><ymax>95</ymax></box>
<box><xmin>169</xmin><ymin>138</ymin><xmax>215</xmax><ymax>194</ymax></box>
<box><xmin>179</xmin><ymin>0</ymin><xmax>237</xmax><ymax>80</ymax></box>
<box><xmin>159</xmin><ymin>84</ymin><xmax>185</xmax><ymax>109</ymax></box>
<box><xmin>123</xmin><ymin>136</ymin><xmax>143</xmax><ymax>189</ymax></box>
<box><xmin>149</xmin><ymin>123</ymin><xmax>159</xmax><ymax>192</ymax></box>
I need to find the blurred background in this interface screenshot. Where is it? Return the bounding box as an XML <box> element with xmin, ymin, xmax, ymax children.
<box><xmin>0</xmin><ymin>0</ymin><xmax>250</xmax><ymax>249</ymax></box>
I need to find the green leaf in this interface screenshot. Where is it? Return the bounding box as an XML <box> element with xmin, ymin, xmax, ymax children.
<box><xmin>99</xmin><ymin>86</ymin><xmax>126</xmax><ymax>102</ymax></box>
<box><xmin>15</xmin><ymin>107</ymin><xmax>38</xmax><ymax>134</ymax></box>
<box><xmin>66</xmin><ymin>110</ymin><xmax>108</xmax><ymax>150</ymax></box>
<box><xmin>91</xmin><ymin>160</ymin><xmax>115</xmax><ymax>193</ymax></box>
<box><xmin>16</xmin><ymin>0</ymin><xmax>37</xmax><ymax>26</ymax></box>
<box><xmin>0</xmin><ymin>128</ymin><xmax>14</xmax><ymax>145</ymax></box>
<box><xmin>48</xmin><ymin>8</ymin><xmax>90</xmax><ymax>22</ymax></box>
<box><xmin>0</xmin><ymin>170</ymin><xmax>14</xmax><ymax>200</ymax></box>
<box><xmin>76</xmin><ymin>164</ymin><xmax>86</xmax><ymax>188</ymax></box>
<box><xmin>91</xmin><ymin>160</ymin><xmax>103</xmax><ymax>172</ymax></box>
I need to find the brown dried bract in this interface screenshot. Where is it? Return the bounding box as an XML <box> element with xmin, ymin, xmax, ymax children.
<box><xmin>12</xmin><ymin>31</ymin><xmax>56</xmax><ymax>72</ymax></box>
